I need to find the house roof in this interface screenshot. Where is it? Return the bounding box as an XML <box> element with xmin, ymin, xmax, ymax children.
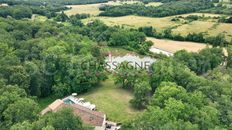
<box><xmin>64</xmin><ymin>104</ymin><xmax>105</xmax><ymax>126</ymax></box>
<box><xmin>41</xmin><ymin>99</ymin><xmax>106</xmax><ymax>127</ymax></box>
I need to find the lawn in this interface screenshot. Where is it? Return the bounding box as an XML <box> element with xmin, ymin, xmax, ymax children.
<box><xmin>101</xmin><ymin>46</ymin><xmax>138</xmax><ymax>56</ymax></box>
<box><xmin>79</xmin><ymin>76</ymin><xmax>141</xmax><ymax>122</ymax></box>
<box><xmin>38</xmin><ymin>75</ymin><xmax>141</xmax><ymax>123</ymax></box>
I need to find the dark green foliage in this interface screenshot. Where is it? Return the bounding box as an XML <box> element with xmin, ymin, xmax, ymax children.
<box><xmin>0</xmin><ymin>0</ymin><xmax>109</xmax><ymax>6</ymax></box>
<box><xmin>0</xmin><ymin>6</ymin><xmax>32</xmax><ymax>19</ymax></box>
<box><xmin>147</xmin><ymin>27</ymin><xmax>228</xmax><ymax>47</ymax></box>
<box><xmin>99</xmin><ymin>1</ymin><xmax>214</xmax><ymax>17</ymax></box>
<box><xmin>32</xmin><ymin>108</ymin><xmax>84</xmax><ymax>130</ymax></box>
<box><xmin>54</xmin><ymin>11</ymin><xmax>69</xmax><ymax>22</ymax></box>
<box><xmin>75</xmin><ymin>20</ymin><xmax>152</xmax><ymax>54</ymax></box>
<box><xmin>0</xmin><ymin>18</ymin><xmax>107</xmax><ymax>98</ymax></box>
<box><xmin>186</xmin><ymin>33</ymin><xmax>205</xmax><ymax>43</ymax></box>
<box><xmin>205</xmin><ymin>34</ymin><xmax>228</xmax><ymax>47</ymax></box>
<box><xmin>0</xmin><ymin>5</ymin><xmax>67</xmax><ymax>19</ymax></box>
<box><xmin>227</xmin><ymin>46</ymin><xmax>232</xmax><ymax>68</ymax></box>
<box><xmin>219</xmin><ymin>16</ymin><xmax>232</xmax><ymax>23</ymax></box>
<box><xmin>174</xmin><ymin>48</ymin><xmax>224</xmax><ymax>74</ymax></box>
<box><xmin>201</xmin><ymin>6</ymin><xmax>232</xmax><ymax>15</ymax></box>
<box><xmin>138</xmin><ymin>26</ymin><xmax>154</xmax><ymax>37</ymax></box>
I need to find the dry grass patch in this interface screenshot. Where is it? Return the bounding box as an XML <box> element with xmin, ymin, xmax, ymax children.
<box><xmin>176</xmin><ymin>13</ymin><xmax>223</xmax><ymax>17</ymax></box>
<box><xmin>65</xmin><ymin>1</ymin><xmax>141</xmax><ymax>16</ymax></box>
<box><xmin>207</xmin><ymin>23</ymin><xmax>232</xmax><ymax>41</ymax></box>
<box><xmin>147</xmin><ymin>37</ymin><xmax>209</xmax><ymax>53</ymax></box>
<box><xmin>172</xmin><ymin>21</ymin><xmax>215</xmax><ymax>36</ymax></box>
<box><xmin>146</xmin><ymin>2</ymin><xmax>163</xmax><ymax>7</ymax></box>
<box><xmin>65</xmin><ymin>4</ymin><xmax>102</xmax><ymax>16</ymax></box>
<box><xmin>83</xmin><ymin>15</ymin><xmax>180</xmax><ymax>32</ymax></box>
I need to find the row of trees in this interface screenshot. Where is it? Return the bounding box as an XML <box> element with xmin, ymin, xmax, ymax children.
<box><xmin>201</xmin><ymin>3</ymin><xmax>232</xmax><ymax>15</ymax></box>
<box><xmin>0</xmin><ymin>5</ymin><xmax>67</xmax><ymax>19</ymax></box>
<box><xmin>0</xmin><ymin>0</ymin><xmax>109</xmax><ymax>6</ymax></box>
<box><xmin>115</xmin><ymin>47</ymin><xmax>232</xmax><ymax>129</ymax></box>
<box><xmin>99</xmin><ymin>0</ymin><xmax>214</xmax><ymax>17</ymax></box>
<box><xmin>138</xmin><ymin>26</ymin><xmax>230</xmax><ymax>47</ymax></box>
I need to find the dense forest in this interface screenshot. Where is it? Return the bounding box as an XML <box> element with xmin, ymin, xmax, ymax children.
<box><xmin>0</xmin><ymin>0</ymin><xmax>109</xmax><ymax>5</ymax></box>
<box><xmin>0</xmin><ymin>11</ymin><xmax>154</xmax><ymax>128</ymax></box>
<box><xmin>99</xmin><ymin>0</ymin><xmax>213</xmax><ymax>17</ymax></box>
<box><xmin>0</xmin><ymin>0</ymin><xmax>232</xmax><ymax>129</ymax></box>
<box><xmin>115</xmin><ymin>47</ymin><xmax>232</xmax><ymax>129</ymax></box>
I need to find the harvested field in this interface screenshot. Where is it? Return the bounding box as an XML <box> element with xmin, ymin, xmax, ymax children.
<box><xmin>147</xmin><ymin>37</ymin><xmax>209</xmax><ymax>53</ymax></box>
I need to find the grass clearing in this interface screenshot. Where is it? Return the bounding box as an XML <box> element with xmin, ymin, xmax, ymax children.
<box><xmin>146</xmin><ymin>2</ymin><xmax>163</xmax><ymax>7</ymax></box>
<box><xmin>31</xmin><ymin>14</ymin><xmax>47</xmax><ymax>22</ymax></box>
<box><xmin>147</xmin><ymin>37</ymin><xmax>209</xmax><ymax>53</ymax></box>
<box><xmin>38</xmin><ymin>95</ymin><xmax>59</xmax><ymax>110</ymax></box>
<box><xmin>65</xmin><ymin>4</ymin><xmax>102</xmax><ymax>16</ymax></box>
<box><xmin>79</xmin><ymin>76</ymin><xmax>141</xmax><ymax>122</ymax></box>
<box><xmin>101</xmin><ymin>46</ymin><xmax>137</xmax><ymax>56</ymax></box>
<box><xmin>38</xmin><ymin>75</ymin><xmax>141</xmax><ymax>122</ymax></box>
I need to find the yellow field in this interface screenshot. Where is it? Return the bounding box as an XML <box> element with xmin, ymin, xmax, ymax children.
<box><xmin>176</xmin><ymin>13</ymin><xmax>223</xmax><ymax>17</ymax></box>
<box><xmin>172</xmin><ymin>21</ymin><xmax>215</xmax><ymax>36</ymax></box>
<box><xmin>83</xmin><ymin>15</ymin><xmax>180</xmax><ymax>32</ymax></box>
<box><xmin>65</xmin><ymin>1</ymin><xmax>141</xmax><ymax>16</ymax></box>
<box><xmin>146</xmin><ymin>2</ymin><xmax>163</xmax><ymax>6</ymax></box>
<box><xmin>147</xmin><ymin>37</ymin><xmax>209</xmax><ymax>53</ymax></box>
<box><xmin>207</xmin><ymin>23</ymin><xmax>232</xmax><ymax>41</ymax></box>
<box><xmin>65</xmin><ymin>4</ymin><xmax>102</xmax><ymax>16</ymax></box>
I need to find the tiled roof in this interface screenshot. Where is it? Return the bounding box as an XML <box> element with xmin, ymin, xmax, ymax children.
<box><xmin>41</xmin><ymin>99</ymin><xmax>106</xmax><ymax>127</ymax></box>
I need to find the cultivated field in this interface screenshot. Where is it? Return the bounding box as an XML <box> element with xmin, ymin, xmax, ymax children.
<box><xmin>65</xmin><ymin>1</ymin><xmax>141</xmax><ymax>16</ymax></box>
<box><xmin>83</xmin><ymin>15</ymin><xmax>179</xmax><ymax>32</ymax></box>
<box><xmin>147</xmin><ymin>37</ymin><xmax>209</xmax><ymax>53</ymax></box>
<box><xmin>65</xmin><ymin>4</ymin><xmax>102</xmax><ymax>16</ymax></box>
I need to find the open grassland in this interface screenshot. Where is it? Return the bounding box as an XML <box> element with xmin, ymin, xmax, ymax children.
<box><xmin>172</xmin><ymin>21</ymin><xmax>215</xmax><ymax>36</ymax></box>
<box><xmin>83</xmin><ymin>15</ymin><xmax>180</xmax><ymax>32</ymax></box>
<box><xmin>65</xmin><ymin>1</ymin><xmax>141</xmax><ymax>16</ymax></box>
<box><xmin>146</xmin><ymin>2</ymin><xmax>163</xmax><ymax>7</ymax></box>
<box><xmin>65</xmin><ymin>4</ymin><xmax>102</xmax><ymax>16</ymax></box>
<box><xmin>207</xmin><ymin>23</ymin><xmax>232</xmax><ymax>41</ymax></box>
<box><xmin>147</xmin><ymin>37</ymin><xmax>209</xmax><ymax>53</ymax></box>
<box><xmin>80</xmin><ymin>76</ymin><xmax>141</xmax><ymax>122</ymax></box>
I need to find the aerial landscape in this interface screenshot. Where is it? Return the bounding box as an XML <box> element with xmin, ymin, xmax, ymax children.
<box><xmin>0</xmin><ymin>0</ymin><xmax>232</xmax><ymax>130</ymax></box>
